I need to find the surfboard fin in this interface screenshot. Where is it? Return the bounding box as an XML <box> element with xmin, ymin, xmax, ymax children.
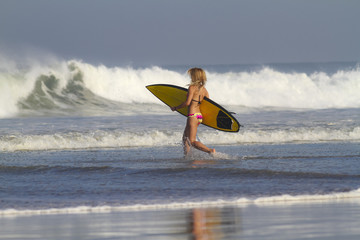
<box><xmin>216</xmin><ymin>111</ymin><xmax>233</xmax><ymax>130</ymax></box>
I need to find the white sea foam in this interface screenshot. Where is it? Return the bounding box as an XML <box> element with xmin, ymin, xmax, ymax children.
<box><xmin>1</xmin><ymin>56</ymin><xmax>360</xmax><ymax>118</ymax></box>
<box><xmin>207</xmin><ymin>67</ymin><xmax>360</xmax><ymax>109</ymax></box>
<box><xmin>74</xmin><ymin>61</ymin><xmax>186</xmax><ymax>104</ymax></box>
<box><xmin>2</xmin><ymin>188</ymin><xmax>360</xmax><ymax>217</ymax></box>
<box><xmin>1</xmin><ymin>127</ymin><xmax>359</xmax><ymax>152</ymax></box>
<box><xmin>203</xmin><ymin>126</ymin><xmax>360</xmax><ymax>145</ymax></box>
<box><xmin>0</xmin><ymin>130</ymin><xmax>182</xmax><ymax>151</ymax></box>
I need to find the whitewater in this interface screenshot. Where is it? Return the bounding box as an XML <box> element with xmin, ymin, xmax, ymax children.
<box><xmin>1</xmin><ymin>58</ymin><xmax>360</xmax><ymax>119</ymax></box>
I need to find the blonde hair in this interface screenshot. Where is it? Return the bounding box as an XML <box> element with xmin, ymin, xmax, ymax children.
<box><xmin>187</xmin><ymin>68</ymin><xmax>207</xmax><ymax>87</ymax></box>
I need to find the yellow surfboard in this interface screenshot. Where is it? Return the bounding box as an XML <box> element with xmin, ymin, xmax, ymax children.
<box><xmin>146</xmin><ymin>84</ymin><xmax>240</xmax><ymax>132</ymax></box>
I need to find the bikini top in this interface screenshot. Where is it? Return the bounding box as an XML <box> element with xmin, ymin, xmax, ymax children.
<box><xmin>191</xmin><ymin>95</ymin><xmax>201</xmax><ymax>104</ymax></box>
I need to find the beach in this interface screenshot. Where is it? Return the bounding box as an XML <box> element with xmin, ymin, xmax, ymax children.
<box><xmin>1</xmin><ymin>61</ymin><xmax>360</xmax><ymax>239</ymax></box>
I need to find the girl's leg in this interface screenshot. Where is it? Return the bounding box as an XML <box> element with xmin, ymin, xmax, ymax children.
<box><xmin>188</xmin><ymin>118</ymin><xmax>215</xmax><ymax>154</ymax></box>
<box><xmin>182</xmin><ymin>119</ymin><xmax>191</xmax><ymax>155</ymax></box>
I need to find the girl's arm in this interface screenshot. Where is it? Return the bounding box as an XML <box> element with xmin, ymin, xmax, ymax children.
<box><xmin>171</xmin><ymin>86</ymin><xmax>194</xmax><ymax>111</ymax></box>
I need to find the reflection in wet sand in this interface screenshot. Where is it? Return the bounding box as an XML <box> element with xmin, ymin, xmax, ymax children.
<box><xmin>188</xmin><ymin>208</ymin><xmax>241</xmax><ymax>239</ymax></box>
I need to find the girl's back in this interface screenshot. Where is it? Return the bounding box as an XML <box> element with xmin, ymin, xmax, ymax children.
<box><xmin>189</xmin><ymin>86</ymin><xmax>208</xmax><ymax>113</ymax></box>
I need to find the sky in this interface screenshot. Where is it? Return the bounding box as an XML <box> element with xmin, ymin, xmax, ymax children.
<box><xmin>1</xmin><ymin>0</ymin><xmax>360</xmax><ymax>66</ymax></box>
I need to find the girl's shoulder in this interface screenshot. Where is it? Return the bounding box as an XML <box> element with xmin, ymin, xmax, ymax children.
<box><xmin>189</xmin><ymin>85</ymin><xmax>207</xmax><ymax>96</ymax></box>
<box><xmin>201</xmin><ymin>86</ymin><xmax>208</xmax><ymax>93</ymax></box>
<box><xmin>188</xmin><ymin>85</ymin><xmax>198</xmax><ymax>92</ymax></box>
<box><xmin>201</xmin><ymin>87</ymin><xmax>209</xmax><ymax>97</ymax></box>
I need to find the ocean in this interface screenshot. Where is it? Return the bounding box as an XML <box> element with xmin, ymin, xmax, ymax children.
<box><xmin>1</xmin><ymin>59</ymin><xmax>360</xmax><ymax>239</ymax></box>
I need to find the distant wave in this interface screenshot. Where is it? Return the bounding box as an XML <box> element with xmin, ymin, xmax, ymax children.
<box><xmin>1</xmin><ymin>56</ymin><xmax>360</xmax><ymax>118</ymax></box>
<box><xmin>2</xmin><ymin>188</ymin><xmax>360</xmax><ymax>217</ymax></box>
<box><xmin>1</xmin><ymin>127</ymin><xmax>359</xmax><ymax>151</ymax></box>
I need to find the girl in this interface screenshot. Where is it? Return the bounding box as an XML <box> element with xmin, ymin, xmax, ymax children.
<box><xmin>171</xmin><ymin>68</ymin><xmax>216</xmax><ymax>155</ymax></box>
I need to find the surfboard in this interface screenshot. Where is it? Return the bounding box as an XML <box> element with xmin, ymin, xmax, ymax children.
<box><xmin>146</xmin><ymin>84</ymin><xmax>240</xmax><ymax>132</ymax></box>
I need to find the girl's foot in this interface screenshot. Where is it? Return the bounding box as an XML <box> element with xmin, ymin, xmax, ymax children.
<box><xmin>209</xmin><ymin>148</ymin><xmax>216</xmax><ymax>155</ymax></box>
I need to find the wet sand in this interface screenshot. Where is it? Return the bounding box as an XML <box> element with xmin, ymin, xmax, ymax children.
<box><xmin>1</xmin><ymin>198</ymin><xmax>360</xmax><ymax>239</ymax></box>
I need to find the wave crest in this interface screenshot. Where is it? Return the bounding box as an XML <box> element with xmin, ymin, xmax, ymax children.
<box><xmin>1</xmin><ymin>57</ymin><xmax>360</xmax><ymax>118</ymax></box>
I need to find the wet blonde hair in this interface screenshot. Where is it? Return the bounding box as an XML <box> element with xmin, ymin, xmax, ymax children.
<box><xmin>187</xmin><ymin>68</ymin><xmax>207</xmax><ymax>87</ymax></box>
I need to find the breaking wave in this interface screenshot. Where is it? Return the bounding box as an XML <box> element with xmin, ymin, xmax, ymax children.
<box><xmin>1</xmin><ymin>56</ymin><xmax>360</xmax><ymax>118</ymax></box>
